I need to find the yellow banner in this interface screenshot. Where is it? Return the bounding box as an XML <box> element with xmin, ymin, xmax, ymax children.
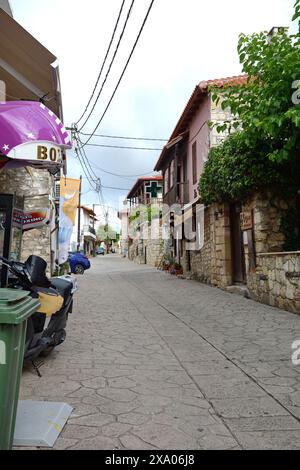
<box><xmin>60</xmin><ymin>177</ymin><xmax>80</xmax><ymax>225</ymax></box>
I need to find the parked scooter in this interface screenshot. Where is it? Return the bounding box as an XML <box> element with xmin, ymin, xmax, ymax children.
<box><xmin>0</xmin><ymin>255</ymin><xmax>77</xmax><ymax>376</ymax></box>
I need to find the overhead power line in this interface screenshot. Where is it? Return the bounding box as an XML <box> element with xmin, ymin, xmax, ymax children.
<box><xmin>102</xmin><ymin>185</ymin><xmax>130</xmax><ymax>191</ymax></box>
<box><xmin>79</xmin><ymin>131</ymin><xmax>167</xmax><ymax>142</ymax></box>
<box><xmin>80</xmin><ymin>177</ymin><xmax>129</xmax><ymax>192</ymax></box>
<box><xmin>85</xmin><ymin>142</ymin><xmax>162</xmax><ymax>151</ymax></box>
<box><xmin>81</xmin><ymin>0</ymin><xmax>156</xmax><ymax>147</ymax></box>
<box><xmin>75</xmin><ymin>137</ymin><xmax>98</xmax><ymax>184</ymax></box>
<box><xmin>89</xmin><ymin>162</ymin><xmax>156</xmax><ymax>179</ymax></box>
<box><xmin>79</xmin><ymin>0</ymin><xmax>136</xmax><ymax>131</ymax></box>
<box><xmin>76</xmin><ymin>0</ymin><xmax>126</xmax><ymax>125</ymax></box>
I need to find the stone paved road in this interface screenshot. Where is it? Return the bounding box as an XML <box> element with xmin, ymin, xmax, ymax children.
<box><xmin>20</xmin><ymin>255</ymin><xmax>300</xmax><ymax>450</ymax></box>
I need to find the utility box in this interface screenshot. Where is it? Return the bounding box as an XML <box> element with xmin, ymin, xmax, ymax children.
<box><xmin>0</xmin><ymin>289</ymin><xmax>40</xmax><ymax>450</ymax></box>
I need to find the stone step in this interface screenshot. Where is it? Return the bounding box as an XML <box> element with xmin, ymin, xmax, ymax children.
<box><xmin>225</xmin><ymin>284</ymin><xmax>250</xmax><ymax>299</ymax></box>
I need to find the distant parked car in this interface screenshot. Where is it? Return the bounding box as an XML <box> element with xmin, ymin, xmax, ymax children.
<box><xmin>68</xmin><ymin>252</ymin><xmax>91</xmax><ymax>275</ymax></box>
<box><xmin>96</xmin><ymin>247</ymin><xmax>105</xmax><ymax>256</ymax></box>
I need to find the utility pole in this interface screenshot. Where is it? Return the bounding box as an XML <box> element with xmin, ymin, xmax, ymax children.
<box><xmin>77</xmin><ymin>175</ymin><xmax>82</xmax><ymax>252</ymax></box>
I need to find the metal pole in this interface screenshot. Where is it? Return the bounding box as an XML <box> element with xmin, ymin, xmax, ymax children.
<box><xmin>77</xmin><ymin>176</ymin><xmax>82</xmax><ymax>252</ymax></box>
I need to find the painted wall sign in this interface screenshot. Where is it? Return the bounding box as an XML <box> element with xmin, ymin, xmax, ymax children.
<box><xmin>240</xmin><ymin>211</ymin><xmax>253</xmax><ymax>231</ymax></box>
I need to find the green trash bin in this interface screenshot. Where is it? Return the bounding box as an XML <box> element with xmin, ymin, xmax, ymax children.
<box><xmin>0</xmin><ymin>288</ymin><xmax>40</xmax><ymax>450</ymax></box>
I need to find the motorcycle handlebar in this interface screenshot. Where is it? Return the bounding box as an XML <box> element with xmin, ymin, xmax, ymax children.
<box><xmin>0</xmin><ymin>256</ymin><xmax>11</xmax><ymax>265</ymax></box>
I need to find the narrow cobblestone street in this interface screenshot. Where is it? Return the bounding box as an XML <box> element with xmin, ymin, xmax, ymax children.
<box><xmin>20</xmin><ymin>256</ymin><xmax>300</xmax><ymax>450</ymax></box>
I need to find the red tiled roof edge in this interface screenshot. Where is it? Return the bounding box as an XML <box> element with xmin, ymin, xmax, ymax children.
<box><xmin>199</xmin><ymin>74</ymin><xmax>248</xmax><ymax>92</ymax></box>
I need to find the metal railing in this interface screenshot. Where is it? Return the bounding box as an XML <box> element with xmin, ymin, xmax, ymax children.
<box><xmin>83</xmin><ymin>225</ymin><xmax>96</xmax><ymax>236</ymax></box>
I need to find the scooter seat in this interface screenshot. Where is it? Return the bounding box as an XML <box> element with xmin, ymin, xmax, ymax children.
<box><xmin>50</xmin><ymin>278</ymin><xmax>72</xmax><ymax>304</ymax></box>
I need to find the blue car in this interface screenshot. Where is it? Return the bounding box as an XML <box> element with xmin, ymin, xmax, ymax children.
<box><xmin>68</xmin><ymin>252</ymin><xmax>91</xmax><ymax>275</ymax></box>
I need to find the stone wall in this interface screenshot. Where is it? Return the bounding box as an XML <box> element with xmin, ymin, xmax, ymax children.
<box><xmin>181</xmin><ymin>207</ymin><xmax>212</xmax><ymax>283</ymax></box>
<box><xmin>0</xmin><ymin>168</ymin><xmax>52</xmax><ymax>267</ymax></box>
<box><xmin>178</xmin><ymin>192</ymin><xmax>300</xmax><ymax>314</ymax></box>
<box><xmin>248</xmin><ymin>252</ymin><xmax>300</xmax><ymax>314</ymax></box>
<box><xmin>249</xmin><ymin>194</ymin><xmax>286</xmax><ymax>254</ymax></box>
<box><xmin>181</xmin><ymin>204</ymin><xmax>232</xmax><ymax>287</ymax></box>
<box><xmin>128</xmin><ymin>222</ymin><xmax>163</xmax><ymax>267</ymax></box>
<box><xmin>210</xmin><ymin>97</ymin><xmax>233</xmax><ymax>148</ymax></box>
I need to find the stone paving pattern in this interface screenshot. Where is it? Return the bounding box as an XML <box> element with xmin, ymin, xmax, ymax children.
<box><xmin>19</xmin><ymin>256</ymin><xmax>300</xmax><ymax>450</ymax></box>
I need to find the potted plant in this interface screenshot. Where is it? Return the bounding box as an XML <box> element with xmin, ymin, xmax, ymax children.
<box><xmin>167</xmin><ymin>256</ymin><xmax>177</xmax><ymax>275</ymax></box>
<box><xmin>174</xmin><ymin>263</ymin><xmax>183</xmax><ymax>276</ymax></box>
<box><xmin>161</xmin><ymin>253</ymin><xmax>172</xmax><ymax>271</ymax></box>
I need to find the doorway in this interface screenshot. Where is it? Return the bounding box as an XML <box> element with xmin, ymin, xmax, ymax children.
<box><xmin>230</xmin><ymin>203</ymin><xmax>246</xmax><ymax>284</ymax></box>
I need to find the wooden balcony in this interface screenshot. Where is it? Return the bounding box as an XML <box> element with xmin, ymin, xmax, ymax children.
<box><xmin>163</xmin><ymin>181</ymin><xmax>189</xmax><ymax>206</ymax></box>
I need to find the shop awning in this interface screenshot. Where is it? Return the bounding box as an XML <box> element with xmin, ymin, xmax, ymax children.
<box><xmin>0</xmin><ymin>8</ymin><xmax>63</xmax><ymax>118</ymax></box>
<box><xmin>0</xmin><ymin>101</ymin><xmax>72</xmax><ymax>170</ymax></box>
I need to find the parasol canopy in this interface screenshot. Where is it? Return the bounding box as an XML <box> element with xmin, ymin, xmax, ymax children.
<box><xmin>0</xmin><ymin>101</ymin><xmax>72</xmax><ymax>170</ymax></box>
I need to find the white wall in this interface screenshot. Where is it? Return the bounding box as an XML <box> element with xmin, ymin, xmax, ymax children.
<box><xmin>70</xmin><ymin>208</ymin><xmax>93</xmax><ymax>252</ymax></box>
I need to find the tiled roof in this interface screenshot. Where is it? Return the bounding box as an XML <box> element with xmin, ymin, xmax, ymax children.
<box><xmin>154</xmin><ymin>74</ymin><xmax>247</xmax><ymax>171</ymax></box>
<box><xmin>81</xmin><ymin>205</ymin><xmax>97</xmax><ymax>217</ymax></box>
<box><xmin>198</xmin><ymin>74</ymin><xmax>248</xmax><ymax>92</ymax></box>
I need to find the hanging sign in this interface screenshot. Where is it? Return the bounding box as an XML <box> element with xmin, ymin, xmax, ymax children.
<box><xmin>13</xmin><ymin>208</ymin><xmax>50</xmax><ymax>231</ymax></box>
<box><xmin>7</xmin><ymin>142</ymin><xmax>63</xmax><ymax>165</ymax></box>
<box><xmin>240</xmin><ymin>211</ymin><xmax>253</xmax><ymax>231</ymax></box>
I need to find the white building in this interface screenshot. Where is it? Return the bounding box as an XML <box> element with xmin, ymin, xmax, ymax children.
<box><xmin>70</xmin><ymin>206</ymin><xmax>97</xmax><ymax>255</ymax></box>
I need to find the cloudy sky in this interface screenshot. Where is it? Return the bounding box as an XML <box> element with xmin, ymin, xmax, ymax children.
<box><xmin>11</xmin><ymin>0</ymin><xmax>296</xmax><ymax>228</ymax></box>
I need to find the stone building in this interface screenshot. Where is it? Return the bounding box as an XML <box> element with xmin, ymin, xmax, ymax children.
<box><xmin>154</xmin><ymin>75</ymin><xmax>300</xmax><ymax>314</ymax></box>
<box><xmin>120</xmin><ymin>176</ymin><xmax>164</xmax><ymax>267</ymax></box>
<box><xmin>182</xmin><ymin>194</ymin><xmax>300</xmax><ymax>314</ymax></box>
<box><xmin>0</xmin><ymin>7</ymin><xmax>67</xmax><ymax>273</ymax></box>
<box><xmin>155</xmin><ymin>75</ymin><xmax>247</xmax><ymax>265</ymax></box>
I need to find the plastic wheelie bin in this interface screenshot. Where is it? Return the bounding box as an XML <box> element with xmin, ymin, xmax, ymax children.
<box><xmin>0</xmin><ymin>289</ymin><xmax>40</xmax><ymax>450</ymax></box>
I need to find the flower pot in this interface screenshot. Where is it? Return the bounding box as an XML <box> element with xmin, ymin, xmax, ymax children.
<box><xmin>176</xmin><ymin>267</ymin><xmax>183</xmax><ymax>276</ymax></box>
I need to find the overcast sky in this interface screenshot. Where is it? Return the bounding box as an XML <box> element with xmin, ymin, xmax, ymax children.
<box><xmin>11</xmin><ymin>0</ymin><xmax>296</xmax><ymax>228</ymax></box>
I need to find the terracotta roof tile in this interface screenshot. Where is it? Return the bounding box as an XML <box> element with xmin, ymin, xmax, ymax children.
<box><xmin>199</xmin><ymin>74</ymin><xmax>248</xmax><ymax>92</ymax></box>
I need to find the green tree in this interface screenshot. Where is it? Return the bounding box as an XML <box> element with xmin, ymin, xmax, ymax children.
<box><xmin>210</xmin><ymin>0</ymin><xmax>300</xmax><ymax>164</ymax></box>
<box><xmin>200</xmin><ymin>1</ymin><xmax>300</xmax><ymax>250</ymax></box>
<box><xmin>97</xmin><ymin>225</ymin><xmax>119</xmax><ymax>244</ymax></box>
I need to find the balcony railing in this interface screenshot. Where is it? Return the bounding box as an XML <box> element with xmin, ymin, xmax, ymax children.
<box><xmin>83</xmin><ymin>225</ymin><xmax>96</xmax><ymax>239</ymax></box>
<box><xmin>129</xmin><ymin>196</ymin><xmax>163</xmax><ymax>208</ymax></box>
<box><xmin>163</xmin><ymin>181</ymin><xmax>189</xmax><ymax>206</ymax></box>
